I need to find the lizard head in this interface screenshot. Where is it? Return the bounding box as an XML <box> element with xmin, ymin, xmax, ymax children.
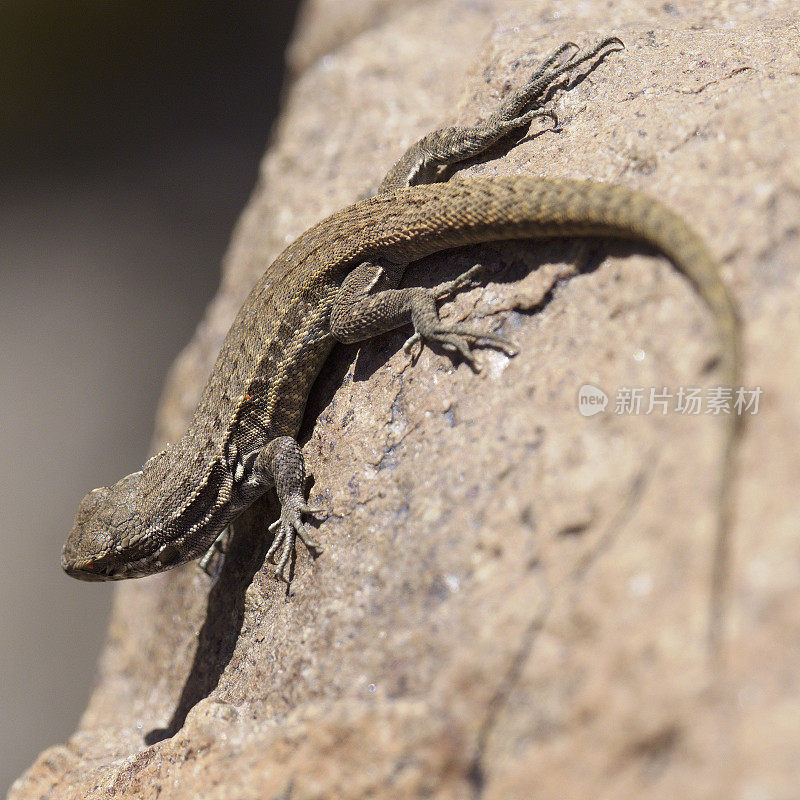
<box><xmin>61</xmin><ymin>469</ymin><xmax>182</xmax><ymax>580</ymax></box>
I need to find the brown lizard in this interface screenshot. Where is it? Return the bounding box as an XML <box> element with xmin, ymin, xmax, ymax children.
<box><xmin>61</xmin><ymin>36</ymin><xmax>740</xmax><ymax>646</ymax></box>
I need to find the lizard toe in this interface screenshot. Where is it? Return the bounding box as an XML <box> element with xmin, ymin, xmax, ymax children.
<box><xmin>424</xmin><ymin>325</ymin><xmax>519</xmax><ymax>370</ymax></box>
<box><xmin>266</xmin><ymin>500</ymin><xmax>323</xmax><ymax>580</ymax></box>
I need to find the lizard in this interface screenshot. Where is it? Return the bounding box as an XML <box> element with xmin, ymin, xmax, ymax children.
<box><xmin>61</xmin><ymin>36</ymin><xmax>740</xmax><ymax>645</ymax></box>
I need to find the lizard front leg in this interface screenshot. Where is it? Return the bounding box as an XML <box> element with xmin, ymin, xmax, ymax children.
<box><xmin>254</xmin><ymin>436</ymin><xmax>323</xmax><ymax>581</ymax></box>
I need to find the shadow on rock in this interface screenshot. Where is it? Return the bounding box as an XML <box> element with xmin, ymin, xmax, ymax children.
<box><xmin>144</xmin><ymin>495</ymin><xmax>277</xmax><ymax>745</ymax></box>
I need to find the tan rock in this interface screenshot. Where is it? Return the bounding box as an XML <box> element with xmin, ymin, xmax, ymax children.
<box><xmin>10</xmin><ymin>1</ymin><xmax>800</xmax><ymax>798</ymax></box>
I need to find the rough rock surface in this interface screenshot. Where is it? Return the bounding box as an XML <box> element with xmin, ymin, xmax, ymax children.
<box><xmin>10</xmin><ymin>1</ymin><xmax>800</xmax><ymax>798</ymax></box>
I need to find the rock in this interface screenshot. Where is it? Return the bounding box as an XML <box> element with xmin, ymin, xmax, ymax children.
<box><xmin>10</xmin><ymin>1</ymin><xmax>800</xmax><ymax>798</ymax></box>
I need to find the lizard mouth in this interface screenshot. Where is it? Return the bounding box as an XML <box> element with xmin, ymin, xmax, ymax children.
<box><xmin>62</xmin><ymin>544</ymin><xmax>187</xmax><ymax>580</ymax></box>
<box><xmin>61</xmin><ymin>555</ymin><xmax>133</xmax><ymax>581</ymax></box>
<box><xmin>62</xmin><ymin>561</ymin><xmax>119</xmax><ymax>581</ymax></box>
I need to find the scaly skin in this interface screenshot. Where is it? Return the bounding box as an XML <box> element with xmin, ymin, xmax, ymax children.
<box><xmin>61</xmin><ymin>36</ymin><xmax>739</xmax><ymax>650</ymax></box>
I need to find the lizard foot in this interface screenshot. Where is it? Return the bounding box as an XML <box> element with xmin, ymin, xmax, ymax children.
<box><xmin>266</xmin><ymin>498</ymin><xmax>324</xmax><ymax>582</ymax></box>
<box><xmin>405</xmin><ymin>266</ymin><xmax>519</xmax><ymax>369</ymax></box>
<box><xmin>404</xmin><ymin>325</ymin><xmax>517</xmax><ymax>371</ymax></box>
<box><xmin>198</xmin><ymin>525</ymin><xmax>232</xmax><ymax>579</ymax></box>
<box><xmin>498</xmin><ymin>35</ymin><xmax>624</xmax><ymax>123</ymax></box>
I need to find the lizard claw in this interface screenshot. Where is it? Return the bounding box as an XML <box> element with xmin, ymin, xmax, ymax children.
<box><xmin>426</xmin><ymin>326</ymin><xmax>518</xmax><ymax>371</ymax></box>
<box><xmin>402</xmin><ymin>332</ymin><xmax>424</xmax><ymax>365</ymax></box>
<box><xmin>266</xmin><ymin>497</ymin><xmax>324</xmax><ymax>582</ymax></box>
<box><xmin>517</xmin><ymin>108</ymin><xmax>560</xmax><ymax>132</ymax></box>
<box><xmin>408</xmin><ymin>267</ymin><xmax>519</xmax><ymax>371</ymax></box>
<box><xmin>433</xmin><ymin>263</ymin><xmax>486</xmax><ymax>300</ymax></box>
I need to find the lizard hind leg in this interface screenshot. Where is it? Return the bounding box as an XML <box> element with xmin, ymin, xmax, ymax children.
<box><xmin>497</xmin><ymin>35</ymin><xmax>624</xmax><ymax>122</ymax></box>
<box><xmin>378</xmin><ymin>35</ymin><xmax>623</xmax><ymax>193</ymax></box>
<box><xmin>331</xmin><ymin>260</ymin><xmax>517</xmax><ymax>370</ymax></box>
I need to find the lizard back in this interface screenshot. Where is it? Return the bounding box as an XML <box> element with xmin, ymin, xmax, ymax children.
<box><xmin>138</xmin><ymin>177</ymin><xmax>738</xmax><ymax>566</ymax></box>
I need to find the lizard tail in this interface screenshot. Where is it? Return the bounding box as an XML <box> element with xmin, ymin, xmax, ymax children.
<box><xmin>381</xmin><ymin>177</ymin><xmax>740</xmax><ymax>394</ymax></box>
<box><xmin>593</xmin><ymin>181</ymin><xmax>741</xmax><ymax>660</ymax></box>
<box><xmin>363</xmin><ymin>176</ymin><xmax>741</xmax><ymax>657</ymax></box>
<box><xmin>503</xmin><ymin>176</ymin><xmax>741</xmax><ymax>660</ymax></box>
<box><xmin>499</xmin><ymin>176</ymin><xmax>742</xmax><ymax>660</ymax></box>
<box><xmin>285</xmin><ymin>175</ymin><xmax>741</xmax><ymax>655</ymax></box>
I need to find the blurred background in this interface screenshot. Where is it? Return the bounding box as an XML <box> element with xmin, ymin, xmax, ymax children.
<box><xmin>0</xmin><ymin>1</ymin><xmax>301</xmax><ymax>792</ymax></box>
